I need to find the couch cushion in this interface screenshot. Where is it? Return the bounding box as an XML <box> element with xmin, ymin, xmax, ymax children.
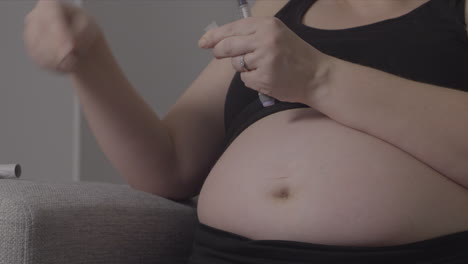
<box><xmin>0</xmin><ymin>179</ymin><xmax>198</xmax><ymax>264</ymax></box>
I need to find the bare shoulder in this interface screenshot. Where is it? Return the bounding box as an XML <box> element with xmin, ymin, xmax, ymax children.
<box><xmin>251</xmin><ymin>0</ymin><xmax>289</xmax><ymax>17</ymax></box>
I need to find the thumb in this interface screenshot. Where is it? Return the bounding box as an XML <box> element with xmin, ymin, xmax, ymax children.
<box><xmin>240</xmin><ymin>70</ymin><xmax>258</xmax><ymax>91</ymax></box>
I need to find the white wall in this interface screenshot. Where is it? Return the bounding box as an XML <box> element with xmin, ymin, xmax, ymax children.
<box><xmin>0</xmin><ymin>0</ymin><xmax>252</xmax><ymax>184</ymax></box>
<box><xmin>0</xmin><ymin>1</ymin><xmax>76</xmax><ymax>183</ymax></box>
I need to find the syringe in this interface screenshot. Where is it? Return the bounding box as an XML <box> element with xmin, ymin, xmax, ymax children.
<box><xmin>237</xmin><ymin>0</ymin><xmax>276</xmax><ymax>107</ymax></box>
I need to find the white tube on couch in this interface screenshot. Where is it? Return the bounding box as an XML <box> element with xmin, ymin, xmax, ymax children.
<box><xmin>0</xmin><ymin>164</ymin><xmax>22</xmax><ymax>179</ymax></box>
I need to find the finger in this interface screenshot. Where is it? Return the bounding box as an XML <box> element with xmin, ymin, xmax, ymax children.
<box><xmin>199</xmin><ymin>17</ymin><xmax>258</xmax><ymax>49</ymax></box>
<box><xmin>240</xmin><ymin>69</ymin><xmax>258</xmax><ymax>90</ymax></box>
<box><xmin>212</xmin><ymin>34</ymin><xmax>256</xmax><ymax>59</ymax></box>
<box><xmin>231</xmin><ymin>52</ymin><xmax>258</xmax><ymax>72</ymax></box>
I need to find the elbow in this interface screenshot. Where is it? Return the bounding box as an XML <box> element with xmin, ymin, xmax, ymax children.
<box><xmin>128</xmin><ymin>182</ymin><xmax>174</xmax><ymax>199</ymax></box>
<box><xmin>165</xmin><ymin>180</ymin><xmax>202</xmax><ymax>203</ymax></box>
<box><xmin>127</xmin><ymin>177</ymin><xmax>199</xmax><ymax>203</ymax></box>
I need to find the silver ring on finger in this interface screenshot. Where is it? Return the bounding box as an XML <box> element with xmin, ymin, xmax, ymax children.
<box><xmin>240</xmin><ymin>54</ymin><xmax>251</xmax><ymax>72</ymax></box>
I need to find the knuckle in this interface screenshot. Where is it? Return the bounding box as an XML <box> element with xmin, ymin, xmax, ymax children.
<box><xmin>213</xmin><ymin>39</ymin><xmax>233</xmax><ymax>58</ymax></box>
<box><xmin>222</xmin><ymin>39</ymin><xmax>233</xmax><ymax>56</ymax></box>
<box><xmin>212</xmin><ymin>47</ymin><xmax>222</xmax><ymax>59</ymax></box>
<box><xmin>265</xmin><ymin>17</ymin><xmax>282</xmax><ymax>28</ymax></box>
<box><xmin>271</xmin><ymin>17</ymin><xmax>282</xmax><ymax>26</ymax></box>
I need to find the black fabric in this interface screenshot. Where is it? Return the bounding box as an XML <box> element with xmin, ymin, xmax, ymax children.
<box><xmin>222</xmin><ymin>99</ymin><xmax>309</xmax><ymax>153</ymax></box>
<box><xmin>188</xmin><ymin>221</ymin><xmax>468</xmax><ymax>264</ymax></box>
<box><xmin>222</xmin><ymin>0</ymin><xmax>468</xmax><ymax>152</ymax></box>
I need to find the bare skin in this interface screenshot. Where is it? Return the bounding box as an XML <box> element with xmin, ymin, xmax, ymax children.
<box><xmin>23</xmin><ymin>0</ymin><xmax>468</xmax><ymax>247</ymax></box>
<box><xmin>197</xmin><ymin>0</ymin><xmax>468</xmax><ymax>247</ymax></box>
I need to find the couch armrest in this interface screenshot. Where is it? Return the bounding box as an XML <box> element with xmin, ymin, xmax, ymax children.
<box><xmin>0</xmin><ymin>179</ymin><xmax>198</xmax><ymax>264</ymax></box>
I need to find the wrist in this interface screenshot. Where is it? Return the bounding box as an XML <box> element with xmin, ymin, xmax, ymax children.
<box><xmin>305</xmin><ymin>51</ymin><xmax>336</xmax><ymax>112</ymax></box>
<box><xmin>73</xmin><ymin>31</ymin><xmax>110</xmax><ymax>74</ymax></box>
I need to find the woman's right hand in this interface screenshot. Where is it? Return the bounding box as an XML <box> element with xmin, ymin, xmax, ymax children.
<box><xmin>23</xmin><ymin>0</ymin><xmax>103</xmax><ymax>73</ymax></box>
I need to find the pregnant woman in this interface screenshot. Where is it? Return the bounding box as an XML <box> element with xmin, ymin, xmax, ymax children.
<box><xmin>24</xmin><ymin>0</ymin><xmax>468</xmax><ymax>263</ymax></box>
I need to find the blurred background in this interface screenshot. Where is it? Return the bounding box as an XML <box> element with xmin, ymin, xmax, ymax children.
<box><xmin>0</xmin><ymin>0</ymin><xmax>254</xmax><ymax>184</ymax></box>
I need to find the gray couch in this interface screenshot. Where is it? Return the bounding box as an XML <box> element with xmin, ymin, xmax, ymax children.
<box><xmin>0</xmin><ymin>179</ymin><xmax>199</xmax><ymax>264</ymax></box>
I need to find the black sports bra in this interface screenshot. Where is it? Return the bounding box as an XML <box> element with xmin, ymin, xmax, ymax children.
<box><xmin>222</xmin><ymin>0</ymin><xmax>468</xmax><ymax>153</ymax></box>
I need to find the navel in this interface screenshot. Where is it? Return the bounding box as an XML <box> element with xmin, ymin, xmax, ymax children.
<box><xmin>271</xmin><ymin>186</ymin><xmax>292</xmax><ymax>201</ymax></box>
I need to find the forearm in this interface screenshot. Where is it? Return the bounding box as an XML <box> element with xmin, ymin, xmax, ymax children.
<box><xmin>310</xmin><ymin>57</ymin><xmax>468</xmax><ymax>188</ymax></box>
<box><xmin>70</xmin><ymin>35</ymin><xmax>183</xmax><ymax>199</ymax></box>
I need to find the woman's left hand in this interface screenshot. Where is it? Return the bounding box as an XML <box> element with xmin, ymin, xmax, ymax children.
<box><xmin>198</xmin><ymin>17</ymin><xmax>330</xmax><ymax>104</ymax></box>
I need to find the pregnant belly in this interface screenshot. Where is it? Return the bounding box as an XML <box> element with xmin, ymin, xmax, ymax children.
<box><xmin>197</xmin><ymin>107</ymin><xmax>468</xmax><ymax>247</ymax></box>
